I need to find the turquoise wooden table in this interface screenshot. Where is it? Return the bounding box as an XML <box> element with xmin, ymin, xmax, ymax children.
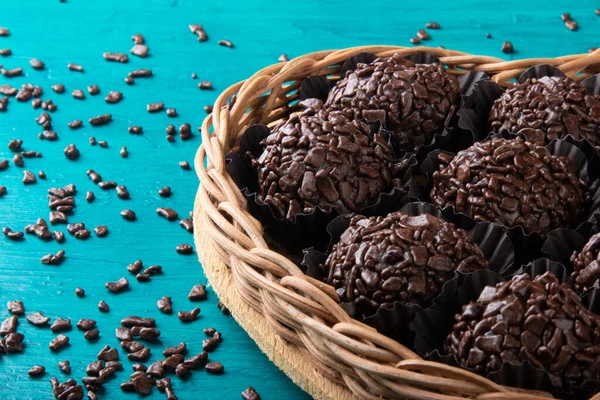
<box><xmin>0</xmin><ymin>1</ymin><xmax>598</xmax><ymax>399</ymax></box>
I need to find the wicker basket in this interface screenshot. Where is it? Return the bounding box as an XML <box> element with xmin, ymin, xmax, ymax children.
<box><xmin>193</xmin><ymin>45</ymin><xmax>600</xmax><ymax>400</ymax></box>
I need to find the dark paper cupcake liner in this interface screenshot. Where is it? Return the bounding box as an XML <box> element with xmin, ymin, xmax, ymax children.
<box><xmin>299</xmin><ymin>75</ymin><xmax>335</xmax><ymax>102</ymax></box>
<box><xmin>339</xmin><ymin>52</ymin><xmax>378</xmax><ymax>78</ymax></box>
<box><xmin>301</xmin><ymin>201</ymin><xmax>514</xmax><ymax>351</ymax></box>
<box><xmin>226</xmin><ymin>124</ymin><xmax>417</xmax><ymax>259</ymax></box>
<box><xmin>541</xmin><ymin>228</ymin><xmax>587</xmax><ymax>267</ymax></box>
<box><xmin>415</xmin><ymin>138</ymin><xmax>600</xmax><ymax>265</ymax></box>
<box><xmin>456</xmin><ymin>64</ymin><xmax>600</xmax><ymax>161</ymax></box>
<box><xmin>421</xmin><ymin>259</ymin><xmax>600</xmax><ymax>399</ymax></box>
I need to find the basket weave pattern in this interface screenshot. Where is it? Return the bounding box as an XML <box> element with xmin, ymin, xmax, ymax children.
<box><xmin>194</xmin><ymin>46</ymin><xmax>600</xmax><ymax>400</ymax></box>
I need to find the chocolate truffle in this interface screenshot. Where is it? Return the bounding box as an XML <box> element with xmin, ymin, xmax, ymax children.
<box><xmin>431</xmin><ymin>137</ymin><xmax>583</xmax><ymax>235</ymax></box>
<box><xmin>446</xmin><ymin>272</ymin><xmax>600</xmax><ymax>389</ymax></box>
<box><xmin>489</xmin><ymin>76</ymin><xmax>600</xmax><ymax>146</ymax></box>
<box><xmin>252</xmin><ymin>99</ymin><xmax>408</xmax><ymax>221</ymax></box>
<box><xmin>325</xmin><ymin>54</ymin><xmax>460</xmax><ymax>152</ymax></box>
<box><xmin>324</xmin><ymin>212</ymin><xmax>488</xmax><ymax>318</ymax></box>
<box><xmin>571</xmin><ymin>232</ymin><xmax>600</xmax><ymax>292</ymax></box>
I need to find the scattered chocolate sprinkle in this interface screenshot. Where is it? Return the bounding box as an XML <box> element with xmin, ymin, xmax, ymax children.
<box><xmin>157</xmin><ymin>296</ymin><xmax>173</xmax><ymax>314</ymax></box>
<box><xmin>103</xmin><ymin>52</ymin><xmax>128</xmax><ymax>63</ymax></box>
<box><xmin>64</xmin><ymin>144</ymin><xmax>80</xmax><ymax>160</ymax></box>
<box><xmin>51</xmin><ymin>318</ymin><xmax>71</xmax><ymax>332</ymax></box>
<box><xmin>49</xmin><ymin>334</ymin><xmax>70</xmax><ymax>351</ymax></box>
<box><xmin>116</xmin><ymin>185</ymin><xmax>130</xmax><ymax>199</ymax></box>
<box><xmin>131</xmin><ymin>33</ymin><xmax>144</xmax><ymax>44</ymax></box>
<box><xmin>147</xmin><ymin>102</ymin><xmax>164</xmax><ymax>112</ymax></box>
<box><xmin>178</xmin><ymin>308</ymin><xmax>200</xmax><ymax>322</ymax></box>
<box><xmin>129</xmin><ymin>69</ymin><xmax>152</xmax><ymax>78</ymax></box>
<box><xmin>179</xmin><ymin>161</ymin><xmax>190</xmax><ymax>170</ymax></box>
<box><xmin>99</xmin><ymin>181</ymin><xmax>117</xmax><ymax>189</ymax></box>
<box><xmin>121</xmin><ymin>341</ymin><xmax>144</xmax><ymax>353</ymax></box>
<box><xmin>114</xmin><ymin>327</ymin><xmax>132</xmax><ymax>343</ymax></box>
<box><xmin>130</xmin><ymin>44</ymin><xmax>149</xmax><ymax>57</ymax></box>
<box><xmin>89</xmin><ymin>113</ymin><xmax>112</xmax><ymax>126</ymax></box>
<box><xmin>3</xmin><ymin>227</ymin><xmax>24</xmax><ymax>240</ymax></box>
<box><xmin>58</xmin><ymin>360</ymin><xmax>71</xmax><ymax>374</ymax></box>
<box><xmin>28</xmin><ymin>365</ymin><xmax>46</xmax><ymax>377</ymax></box>
<box><xmin>22</xmin><ymin>170</ymin><xmax>36</xmax><ymax>184</ymax></box>
<box><xmin>416</xmin><ymin>29</ymin><xmax>430</xmax><ymax>40</ymax></box>
<box><xmin>98</xmin><ymin>300</ymin><xmax>109</xmax><ymax>312</ymax></box>
<box><xmin>105</xmin><ymin>90</ymin><xmax>122</xmax><ymax>104</ymax></box>
<box><xmin>175</xmin><ymin>243</ymin><xmax>193</xmax><ymax>254</ymax></box>
<box><xmin>565</xmin><ymin>20</ymin><xmax>578</xmax><ymax>31</ymax></box>
<box><xmin>203</xmin><ymin>104</ymin><xmax>213</xmax><ymax>113</ymax></box>
<box><xmin>67</xmin><ymin>63</ymin><xmax>83</xmax><ymax>72</ymax></box>
<box><xmin>128</xmin><ymin>347</ymin><xmax>151</xmax><ymax>362</ymax></box>
<box><xmin>183</xmin><ymin>352</ymin><xmax>207</xmax><ymax>370</ymax></box>
<box><xmin>1</xmin><ymin>67</ymin><xmax>23</xmax><ymax>77</ymax></box>
<box><xmin>179</xmin><ymin>218</ymin><xmax>193</xmax><ymax>233</ymax></box>
<box><xmin>158</xmin><ymin>186</ymin><xmax>171</xmax><ymax>197</ymax></box>
<box><xmin>97</xmin><ymin>345</ymin><xmax>119</xmax><ymax>361</ymax></box>
<box><xmin>121</xmin><ymin>316</ymin><xmax>155</xmax><ymax>328</ymax></box>
<box><xmin>120</xmin><ymin>209</ymin><xmax>136</xmax><ymax>221</ymax></box>
<box><xmin>106</xmin><ymin>277</ymin><xmax>129</xmax><ymax>293</ymax></box>
<box><xmin>157</xmin><ymin>207</ymin><xmax>178</xmax><ymax>221</ymax></box>
<box><xmin>7</xmin><ymin>300</ymin><xmax>24</xmax><ymax>315</ymax></box>
<box><xmin>501</xmin><ymin>41</ymin><xmax>514</xmax><ymax>53</ymax></box>
<box><xmin>217</xmin><ymin>301</ymin><xmax>230</xmax><ymax>315</ymax></box>
<box><xmin>205</xmin><ymin>362</ymin><xmax>224</xmax><ymax>374</ymax></box>
<box><xmin>198</xmin><ymin>80</ymin><xmax>213</xmax><ymax>90</ymax></box>
<box><xmin>188</xmin><ymin>284</ymin><xmax>206</xmax><ymax>301</ymax></box>
<box><xmin>166</xmin><ymin>108</ymin><xmax>177</xmax><ymax>117</ymax></box>
<box><xmin>27</xmin><ymin>311</ymin><xmax>50</xmax><ymax>326</ymax></box>
<box><xmin>84</xmin><ymin>329</ymin><xmax>100</xmax><ymax>341</ymax></box>
<box><xmin>278</xmin><ymin>54</ymin><xmax>288</xmax><ymax>62</ymax></box>
<box><xmin>218</xmin><ymin>39</ymin><xmax>234</xmax><ymax>48</ymax></box>
<box><xmin>131</xmin><ymin>326</ymin><xmax>161</xmax><ymax>341</ymax></box>
<box><xmin>75</xmin><ymin>287</ymin><xmax>85</xmax><ymax>297</ymax></box>
<box><xmin>76</xmin><ymin>319</ymin><xmax>96</xmax><ymax>331</ymax></box>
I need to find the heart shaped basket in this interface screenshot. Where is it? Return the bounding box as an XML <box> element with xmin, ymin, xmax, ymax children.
<box><xmin>193</xmin><ymin>46</ymin><xmax>600</xmax><ymax>400</ymax></box>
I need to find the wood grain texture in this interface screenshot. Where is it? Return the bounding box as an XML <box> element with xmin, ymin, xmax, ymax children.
<box><xmin>0</xmin><ymin>0</ymin><xmax>598</xmax><ymax>399</ymax></box>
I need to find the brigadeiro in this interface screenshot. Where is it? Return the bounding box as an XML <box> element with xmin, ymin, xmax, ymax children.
<box><xmin>446</xmin><ymin>271</ymin><xmax>600</xmax><ymax>391</ymax></box>
<box><xmin>251</xmin><ymin>99</ymin><xmax>408</xmax><ymax>222</ymax></box>
<box><xmin>430</xmin><ymin>137</ymin><xmax>583</xmax><ymax>235</ymax></box>
<box><xmin>325</xmin><ymin>54</ymin><xmax>461</xmax><ymax>152</ymax></box>
<box><xmin>571</xmin><ymin>232</ymin><xmax>600</xmax><ymax>292</ymax></box>
<box><xmin>489</xmin><ymin>76</ymin><xmax>600</xmax><ymax>146</ymax></box>
<box><xmin>323</xmin><ymin>211</ymin><xmax>488</xmax><ymax>318</ymax></box>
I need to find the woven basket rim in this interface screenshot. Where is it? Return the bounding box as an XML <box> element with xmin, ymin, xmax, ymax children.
<box><xmin>194</xmin><ymin>45</ymin><xmax>600</xmax><ymax>400</ymax></box>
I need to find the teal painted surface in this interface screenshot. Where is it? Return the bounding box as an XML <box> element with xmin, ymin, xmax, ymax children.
<box><xmin>0</xmin><ymin>1</ymin><xmax>598</xmax><ymax>399</ymax></box>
